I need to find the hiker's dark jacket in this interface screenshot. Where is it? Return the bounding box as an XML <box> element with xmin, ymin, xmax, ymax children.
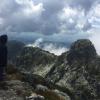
<box><xmin>0</xmin><ymin>44</ymin><xmax>7</xmax><ymax>67</ymax></box>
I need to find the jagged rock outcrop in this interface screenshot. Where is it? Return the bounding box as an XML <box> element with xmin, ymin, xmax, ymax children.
<box><xmin>67</xmin><ymin>39</ymin><xmax>97</xmax><ymax>65</ymax></box>
<box><xmin>6</xmin><ymin>39</ymin><xmax>100</xmax><ymax>100</ymax></box>
<box><xmin>16</xmin><ymin>47</ymin><xmax>57</xmax><ymax>77</ymax></box>
<box><xmin>46</xmin><ymin>39</ymin><xmax>100</xmax><ymax>100</ymax></box>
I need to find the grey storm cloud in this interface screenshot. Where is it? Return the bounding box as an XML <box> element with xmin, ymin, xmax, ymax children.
<box><xmin>0</xmin><ymin>0</ymin><xmax>99</xmax><ymax>35</ymax></box>
<box><xmin>67</xmin><ymin>0</ymin><xmax>99</xmax><ymax>12</ymax></box>
<box><xmin>38</xmin><ymin>0</ymin><xmax>66</xmax><ymax>34</ymax></box>
<box><xmin>82</xmin><ymin>21</ymin><xmax>92</xmax><ymax>31</ymax></box>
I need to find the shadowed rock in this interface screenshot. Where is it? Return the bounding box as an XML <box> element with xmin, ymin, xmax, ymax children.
<box><xmin>67</xmin><ymin>39</ymin><xmax>97</xmax><ymax>65</ymax></box>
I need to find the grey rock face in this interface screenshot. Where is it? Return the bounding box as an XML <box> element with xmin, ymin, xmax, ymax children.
<box><xmin>26</xmin><ymin>94</ymin><xmax>45</xmax><ymax>100</ymax></box>
<box><xmin>0</xmin><ymin>80</ymin><xmax>33</xmax><ymax>100</ymax></box>
<box><xmin>46</xmin><ymin>39</ymin><xmax>100</xmax><ymax>100</ymax></box>
<box><xmin>6</xmin><ymin>39</ymin><xmax>100</xmax><ymax>100</ymax></box>
<box><xmin>67</xmin><ymin>39</ymin><xmax>97</xmax><ymax>65</ymax></box>
<box><xmin>16</xmin><ymin>47</ymin><xmax>57</xmax><ymax>77</ymax></box>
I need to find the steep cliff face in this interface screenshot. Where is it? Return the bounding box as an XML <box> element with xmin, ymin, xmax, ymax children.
<box><xmin>46</xmin><ymin>39</ymin><xmax>100</xmax><ymax>100</ymax></box>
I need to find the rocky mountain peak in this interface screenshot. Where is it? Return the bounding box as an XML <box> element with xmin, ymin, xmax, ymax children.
<box><xmin>67</xmin><ymin>39</ymin><xmax>97</xmax><ymax>65</ymax></box>
<box><xmin>6</xmin><ymin>39</ymin><xmax>100</xmax><ymax>100</ymax></box>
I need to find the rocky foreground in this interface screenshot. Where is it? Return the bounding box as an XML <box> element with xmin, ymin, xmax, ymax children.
<box><xmin>1</xmin><ymin>39</ymin><xmax>100</xmax><ymax>100</ymax></box>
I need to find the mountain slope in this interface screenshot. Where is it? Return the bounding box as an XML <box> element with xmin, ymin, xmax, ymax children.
<box><xmin>46</xmin><ymin>39</ymin><xmax>100</xmax><ymax>100</ymax></box>
<box><xmin>10</xmin><ymin>39</ymin><xmax>100</xmax><ymax>100</ymax></box>
<box><xmin>16</xmin><ymin>47</ymin><xmax>57</xmax><ymax>77</ymax></box>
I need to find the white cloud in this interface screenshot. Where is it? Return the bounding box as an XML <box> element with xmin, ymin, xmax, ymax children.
<box><xmin>89</xmin><ymin>33</ymin><xmax>100</xmax><ymax>55</ymax></box>
<box><xmin>88</xmin><ymin>3</ymin><xmax>100</xmax><ymax>29</ymax></box>
<box><xmin>60</xmin><ymin>7</ymin><xmax>78</xmax><ymax>19</ymax></box>
<box><xmin>23</xmin><ymin>2</ymin><xmax>44</xmax><ymax>17</ymax></box>
<box><xmin>94</xmin><ymin>4</ymin><xmax>100</xmax><ymax>17</ymax></box>
<box><xmin>26</xmin><ymin>38</ymin><xmax>68</xmax><ymax>55</ymax></box>
<box><xmin>27</xmin><ymin>38</ymin><xmax>43</xmax><ymax>47</ymax></box>
<box><xmin>69</xmin><ymin>18</ymin><xmax>74</xmax><ymax>24</ymax></box>
<box><xmin>0</xmin><ymin>0</ymin><xmax>100</xmax><ymax>44</ymax></box>
<box><xmin>15</xmin><ymin>0</ymin><xmax>44</xmax><ymax>17</ymax></box>
<box><xmin>58</xmin><ymin>7</ymin><xmax>79</xmax><ymax>25</ymax></box>
<box><xmin>0</xmin><ymin>18</ymin><xmax>3</xmax><ymax>25</ymax></box>
<box><xmin>43</xmin><ymin>44</ymin><xmax>68</xmax><ymax>55</ymax></box>
<box><xmin>58</xmin><ymin>6</ymin><xmax>90</xmax><ymax>33</ymax></box>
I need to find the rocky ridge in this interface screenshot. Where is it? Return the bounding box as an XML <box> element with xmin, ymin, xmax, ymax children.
<box><xmin>1</xmin><ymin>39</ymin><xmax>100</xmax><ymax>100</ymax></box>
<box><xmin>16</xmin><ymin>46</ymin><xmax>57</xmax><ymax>77</ymax></box>
<box><xmin>46</xmin><ymin>39</ymin><xmax>100</xmax><ymax>100</ymax></box>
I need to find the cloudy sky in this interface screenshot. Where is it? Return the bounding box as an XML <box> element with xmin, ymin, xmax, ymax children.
<box><xmin>0</xmin><ymin>0</ymin><xmax>100</xmax><ymax>54</ymax></box>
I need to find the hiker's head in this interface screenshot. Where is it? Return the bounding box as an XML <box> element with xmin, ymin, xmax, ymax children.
<box><xmin>0</xmin><ymin>35</ymin><xmax>8</xmax><ymax>45</ymax></box>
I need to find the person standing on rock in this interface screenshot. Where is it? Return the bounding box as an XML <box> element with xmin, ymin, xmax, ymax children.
<box><xmin>0</xmin><ymin>35</ymin><xmax>8</xmax><ymax>82</ymax></box>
